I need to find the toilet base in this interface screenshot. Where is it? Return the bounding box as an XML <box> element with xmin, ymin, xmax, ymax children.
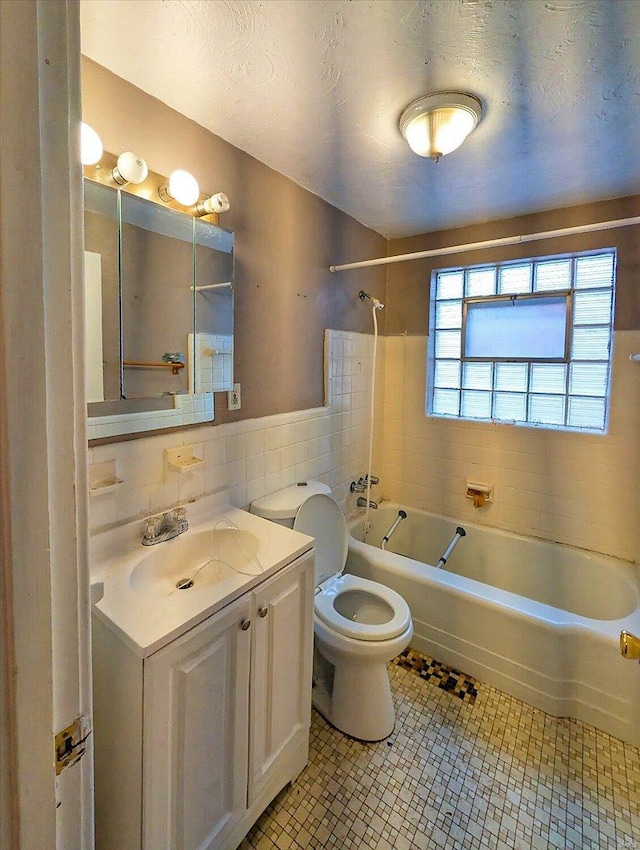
<box><xmin>312</xmin><ymin>658</ymin><xmax>396</xmax><ymax>741</ymax></box>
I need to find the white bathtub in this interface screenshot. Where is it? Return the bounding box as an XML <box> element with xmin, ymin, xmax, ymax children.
<box><xmin>347</xmin><ymin>503</ymin><xmax>640</xmax><ymax>746</ymax></box>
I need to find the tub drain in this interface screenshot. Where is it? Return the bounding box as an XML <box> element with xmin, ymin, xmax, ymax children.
<box><xmin>176</xmin><ymin>577</ymin><xmax>194</xmax><ymax>590</ymax></box>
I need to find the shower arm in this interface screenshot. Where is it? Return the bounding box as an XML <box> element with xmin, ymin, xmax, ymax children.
<box><xmin>359</xmin><ymin>290</ymin><xmax>384</xmax><ymax>310</ymax></box>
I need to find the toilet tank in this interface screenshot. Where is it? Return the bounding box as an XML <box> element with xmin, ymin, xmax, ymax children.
<box><xmin>250</xmin><ymin>480</ymin><xmax>331</xmax><ymax>527</ymax></box>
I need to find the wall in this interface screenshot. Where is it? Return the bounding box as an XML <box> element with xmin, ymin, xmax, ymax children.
<box><xmin>382</xmin><ymin>199</ymin><xmax>640</xmax><ymax>562</ymax></box>
<box><xmin>81</xmin><ymin>58</ymin><xmax>387</xmax><ymax>424</ymax></box>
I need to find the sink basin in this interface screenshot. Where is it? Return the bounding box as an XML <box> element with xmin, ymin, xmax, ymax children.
<box><xmin>130</xmin><ymin>527</ymin><xmax>261</xmax><ymax>597</ymax></box>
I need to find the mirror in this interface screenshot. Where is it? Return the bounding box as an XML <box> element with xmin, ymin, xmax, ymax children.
<box><xmin>191</xmin><ymin>217</ymin><xmax>234</xmax><ymax>394</ymax></box>
<box><xmin>120</xmin><ymin>192</ymin><xmax>193</xmax><ymax>399</ymax></box>
<box><xmin>83</xmin><ymin>179</ymin><xmax>234</xmax><ymax>440</ymax></box>
<box><xmin>83</xmin><ymin>180</ymin><xmax>119</xmax><ymax>403</ymax></box>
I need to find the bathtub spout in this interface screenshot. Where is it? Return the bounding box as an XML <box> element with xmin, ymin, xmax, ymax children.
<box><xmin>357</xmin><ymin>497</ymin><xmax>378</xmax><ymax>510</ymax></box>
<box><xmin>436</xmin><ymin>526</ymin><xmax>466</xmax><ymax>569</ymax></box>
<box><xmin>381</xmin><ymin>510</ymin><xmax>407</xmax><ymax>550</ymax></box>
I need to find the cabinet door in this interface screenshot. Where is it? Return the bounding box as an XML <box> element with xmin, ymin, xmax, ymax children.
<box><xmin>143</xmin><ymin>596</ymin><xmax>252</xmax><ymax>850</ymax></box>
<box><xmin>249</xmin><ymin>553</ymin><xmax>314</xmax><ymax>805</ymax></box>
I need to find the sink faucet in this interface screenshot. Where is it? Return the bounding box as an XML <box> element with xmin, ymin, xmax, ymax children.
<box><xmin>142</xmin><ymin>507</ymin><xmax>188</xmax><ymax>546</ymax></box>
<box><xmin>357</xmin><ymin>497</ymin><xmax>378</xmax><ymax>510</ymax></box>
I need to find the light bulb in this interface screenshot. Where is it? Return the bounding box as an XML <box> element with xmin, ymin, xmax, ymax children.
<box><xmin>167</xmin><ymin>170</ymin><xmax>200</xmax><ymax>206</ymax></box>
<box><xmin>112</xmin><ymin>151</ymin><xmax>148</xmax><ymax>186</ymax></box>
<box><xmin>80</xmin><ymin>122</ymin><xmax>103</xmax><ymax>165</ymax></box>
<box><xmin>196</xmin><ymin>192</ymin><xmax>231</xmax><ymax>216</ymax></box>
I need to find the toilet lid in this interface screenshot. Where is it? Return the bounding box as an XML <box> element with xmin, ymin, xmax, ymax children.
<box><xmin>293</xmin><ymin>493</ymin><xmax>348</xmax><ymax>585</ymax></box>
<box><xmin>314</xmin><ymin>574</ymin><xmax>412</xmax><ymax>641</ymax></box>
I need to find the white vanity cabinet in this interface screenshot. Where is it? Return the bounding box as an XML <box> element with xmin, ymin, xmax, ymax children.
<box><xmin>93</xmin><ymin>550</ymin><xmax>314</xmax><ymax>850</ymax></box>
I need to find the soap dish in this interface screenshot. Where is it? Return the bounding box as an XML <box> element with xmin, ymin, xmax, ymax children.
<box><xmin>165</xmin><ymin>446</ymin><xmax>204</xmax><ymax>473</ymax></box>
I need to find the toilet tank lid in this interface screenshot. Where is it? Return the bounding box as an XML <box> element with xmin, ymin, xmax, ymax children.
<box><xmin>250</xmin><ymin>480</ymin><xmax>331</xmax><ymax>521</ymax></box>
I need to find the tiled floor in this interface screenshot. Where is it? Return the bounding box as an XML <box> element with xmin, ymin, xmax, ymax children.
<box><xmin>241</xmin><ymin>657</ymin><xmax>640</xmax><ymax>850</ymax></box>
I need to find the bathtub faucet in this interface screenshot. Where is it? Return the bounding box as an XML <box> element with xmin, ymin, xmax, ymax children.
<box><xmin>350</xmin><ymin>474</ymin><xmax>379</xmax><ymax>493</ymax></box>
<box><xmin>357</xmin><ymin>497</ymin><xmax>378</xmax><ymax>510</ymax></box>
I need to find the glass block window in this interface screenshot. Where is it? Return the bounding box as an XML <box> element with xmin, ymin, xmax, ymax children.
<box><xmin>427</xmin><ymin>251</ymin><xmax>615</xmax><ymax>432</ymax></box>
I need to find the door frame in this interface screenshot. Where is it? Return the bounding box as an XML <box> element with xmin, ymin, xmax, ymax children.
<box><xmin>0</xmin><ymin>2</ymin><xmax>93</xmax><ymax>847</ymax></box>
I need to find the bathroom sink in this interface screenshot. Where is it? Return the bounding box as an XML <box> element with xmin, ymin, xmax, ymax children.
<box><xmin>129</xmin><ymin>527</ymin><xmax>261</xmax><ymax>597</ymax></box>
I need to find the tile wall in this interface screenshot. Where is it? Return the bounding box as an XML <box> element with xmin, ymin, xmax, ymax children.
<box><xmin>188</xmin><ymin>332</ymin><xmax>234</xmax><ymax>393</ymax></box>
<box><xmin>87</xmin><ymin>330</ymin><xmax>385</xmax><ymax>533</ymax></box>
<box><xmin>381</xmin><ymin>330</ymin><xmax>640</xmax><ymax>562</ymax></box>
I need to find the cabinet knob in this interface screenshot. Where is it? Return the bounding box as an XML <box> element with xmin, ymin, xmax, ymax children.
<box><xmin>240</xmin><ymin>618</ymin><xmax>251</xmax><ymax>631</ymax></box>
<box><xmin>258</xmin><ymin>606</ymin><xmax>269</xmax><ymax>618</ymax></box>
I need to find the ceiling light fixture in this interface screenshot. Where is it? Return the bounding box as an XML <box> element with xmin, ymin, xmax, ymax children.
<box><xmin>196</xmin><ymin>192</ymin><xmax>231</xmax><ymax>216</ymax></box>
<box><xmin>80</xmin><ymin>122</ymin><xmax>103</xmax><ymax>165</ymax></box>
<box><xmin>158</xmin><ymin>169</ymin><xmax>200</xmax><ymax>206</ymax></box>
<box><xmin>399</xmin><ymin>91</ymin><xmax>482</xmax><ymax>162</ymax></box>
<box><xmin>112</xmin><ymin>151</ymin><xmax>149</xmax><ymax>186</ymax></box>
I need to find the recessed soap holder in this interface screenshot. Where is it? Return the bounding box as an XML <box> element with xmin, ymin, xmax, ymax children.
<box><xmin>466</xmin><ymin>480</ymin><xmax>493</xmax><ymax>507</ymax></box>
<box><xmin>165</xmin><ymin>445</ymin><xmax>204</xmax><ymax>474</ymax></box>
<box><xmin>88</xmin><ymin>460</ymin><xmax>123</xmax><ymax>496</ymax></box>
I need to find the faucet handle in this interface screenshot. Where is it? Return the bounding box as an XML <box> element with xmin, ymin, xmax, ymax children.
<box><xmin>144</xmin><ymin>514</ymin><xmax>163</xmax><ymax>541</ymax></box>
<box><xmin>358</xmin><ymin>474</ymin><xmax>379</xmax><ymax>487</ymax></box>
<box><xmin>174</xmin><ymin>506</ymin><xmax>188</xmax><ymax>532</ymax></box>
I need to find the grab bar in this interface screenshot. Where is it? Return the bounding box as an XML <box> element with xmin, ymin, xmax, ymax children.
<box><xmin>436</xmin><ymin>526</ymin><xmax>466</xmax><ymax>569</ymax></box>
<box><xmin>381</xmin><ymin>510</ymin><xmax>407</xmax><ymax>550</ymax></box>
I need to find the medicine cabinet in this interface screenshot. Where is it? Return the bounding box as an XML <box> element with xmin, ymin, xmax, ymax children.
<box><xmin>84</xmin><ymin>179</ymin><xmax>234</xmax><ymax>440</ymax></box>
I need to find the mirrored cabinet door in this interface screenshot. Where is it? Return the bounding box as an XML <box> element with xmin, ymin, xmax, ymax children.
<box><xmin>193</xmin><ymin>218</ymin><xmax>234</xmax><ymax>393</ymax></box>
<box><xmin>83</xmin><ymin>180</ymin><xmax>120</xmax><ymax>403</ymax></box>
<box><xmin>120</xmin><ymin>193</ymin><xmax>194</xmax><ymax>399</ymax></box>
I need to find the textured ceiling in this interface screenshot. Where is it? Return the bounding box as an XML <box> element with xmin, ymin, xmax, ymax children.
<box><xmin>80</xmin><ymin>0</ymin><xmax>640</xmax><ymax>239</ymax></box>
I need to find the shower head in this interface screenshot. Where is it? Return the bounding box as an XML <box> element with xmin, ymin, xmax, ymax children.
<box><xmin>359</xmin><ymin>290</ymin><xmax>384</xmax><ymax>310</ymax></box>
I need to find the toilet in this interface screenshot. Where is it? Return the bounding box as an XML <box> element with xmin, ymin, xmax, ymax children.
<box><xmin>251</xmin><ymin>481</ymin><xmax>413</xmax><ymax>741</ymax></box>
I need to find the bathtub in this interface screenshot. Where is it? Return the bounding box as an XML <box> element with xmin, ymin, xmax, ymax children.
<box><xmin>347</xmin><ymin>503</ymin><xmax>640</xmax><ymax>747</ymax></box>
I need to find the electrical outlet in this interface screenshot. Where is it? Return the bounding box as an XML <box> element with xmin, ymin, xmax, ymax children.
<box><xmin>227</xmin><ymin>382</ymin><xmax>241</xmax><ymax>410</ymax></box>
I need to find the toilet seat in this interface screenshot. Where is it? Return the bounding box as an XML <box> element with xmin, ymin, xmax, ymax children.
<box><xmin>293</xmin><ymin>493</ymin><xmax>349</xmax><ymax>585</ymax></box>
<box><xmin>293</xmin><ymin>492</ymin><xmax>412</xmax><ymax>642</ymax></box>
<box><xmin>314</xmin><ymin>574</ymin><xmax>412</xmax><ymax>642</ymax></box>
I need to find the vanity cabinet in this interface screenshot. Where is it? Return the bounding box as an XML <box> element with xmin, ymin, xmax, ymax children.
<box><xmin>93</xmin><ymin>551</ymin><xmax>314</xmax><ymax>850</ymax></box>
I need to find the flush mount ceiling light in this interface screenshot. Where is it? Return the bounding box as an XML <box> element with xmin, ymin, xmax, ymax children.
<box><xmin>399</xmin><ymin>91</ymin><xmax>482</xmax><ymax>162</ymax></box>
<box><xmin>112</xmin><ymin>151</ymin><xmax>148</xmax><ymax>186</ymax></box>
<box><xmin>158</xmin><ymin>169</ymin><xmax>200</xmax><ymax>206</ymax></box>
<box><xmin>80</xmin><ymin>122</ymin><xmax>103</xmax><ymax>165</ymax></box>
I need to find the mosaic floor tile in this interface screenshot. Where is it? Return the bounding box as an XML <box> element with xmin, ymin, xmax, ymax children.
<box><xmin>238</xmin><ymin>660</ymin><xmax>640</xmax><ymax>850</ymax></box>
<box><xmin>391</xmin><ymin>648</ymin><xmax>479</xmax><ymax>705</ymax></box>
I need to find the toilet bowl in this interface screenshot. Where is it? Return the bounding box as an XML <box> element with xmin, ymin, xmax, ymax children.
<box><xmin>251</xmin><ymin>482</ymin><xmax>413</xmax><ymax>741</ymax></box>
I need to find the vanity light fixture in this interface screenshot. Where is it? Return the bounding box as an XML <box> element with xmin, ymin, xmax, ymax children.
<box><xmin>80</xmin><ymin>122</ymin><xmax>103</xmax><ymax>165</ymax></box>
<box><xmin>398</xmin><ymin>91</ymin><xmax>482</xmax><ymax>162</ymax></box>
<box><xmin>196</xmin><ymin>192</ymin><xmax>231</xmax><ymax>216</ymax></box>
<box><xmin>158</xmin><ymin>169</ymin><xmax>200</xmax><ymax>206</ymax></box>
<box><xmin>112</xmin><ymin>151</ymin><xmax>149</xmax><ymax>186</ymax></box>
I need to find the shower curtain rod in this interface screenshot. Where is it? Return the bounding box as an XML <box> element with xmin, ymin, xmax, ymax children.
<box><xmin>329</xmin><ymin>215</ymin><xmax>640</xmax><ymax>273</ymax></box>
